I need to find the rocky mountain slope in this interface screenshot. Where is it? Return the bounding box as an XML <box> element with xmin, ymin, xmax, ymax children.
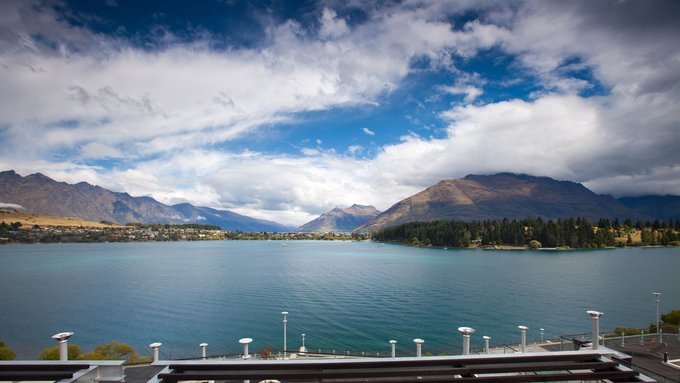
<box><xmin>296</xmin><ymin>204</ymin><xmax>380</xmax><ymax>233</ymax></box>
<box><xmin>355</xmin><ymin>173</ymin><xmax>649</xmax><ymax>232</ymax></box>
<box><xmin>0</xmin><ymin>170</ymin><xmax>289</xmax><ymax>231</ymax></box>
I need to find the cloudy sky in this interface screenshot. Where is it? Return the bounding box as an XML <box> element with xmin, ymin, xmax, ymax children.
<box><xmin>1</xmin><ymin>0</ymin><xmax>679</xmax><ymax>226</ymax></box>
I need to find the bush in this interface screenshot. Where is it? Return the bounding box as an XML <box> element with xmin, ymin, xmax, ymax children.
<box><xmin>612</xmin><ymin>326</ymin><xmax>640</xmax><ymax>336</ymax></box>
<box><xmin>40</xmin><ymin>344</ymin><xmax>82</xmax><ymax>360</ymax></box>
<box><xmin>528</xmin><ymin>240</ymin><xmax>542</xmax><ymax>249</ymax></box>
<box><xmin>661</xmin><ymin>309</ymin><xmax>680</xmax><ymax>326</ymax></box>
<box><xmin>0</xmin><ymin>341</ymin><xmax>16</xmax><ymax>360</ymax></box>
<box><xmin>80</xmin><ymin>341</ymin><xmax>141</xmax><ymax>362</ymax></box>
<box><xmin>38</xmin><ymin>340</ymin><xmax>146</xmax><ymax>364</ymax></box>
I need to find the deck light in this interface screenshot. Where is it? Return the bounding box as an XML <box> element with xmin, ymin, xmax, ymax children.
<box><xmin>457</xmin><ymin>327</ymin><xmax>475</xmax><ymax>355</ymax></box>
<box><xmin>281</xmin><ymin>311</ymin><xmax>288</xmax><ymax>358</ymax></box>
<box><xmin>413</xmin><ymin>339</ymin><xmax>424</xmax><ymax>357</ymax></box>
<box><xmin>199</xmin><ymin>343</ymin><xmax>208</xmax><ymax>359</ymax></box>
<box><xmin>389</xmin><ymin>340</ymin><xmax>397</xmax><ymax>358</ymax></box>
<box><xmin>239</xmin><ymin>338</ymin><xmax>253</xmax><ymax>359</ymax></box>
<box><xmin>483</xmin><ymin>336</ymin><xmax>491</xmax><ymax>354</ymax></box>
<box><xmin>518</xmin><ymin>326</ymin><xmax>529</xmax><ymax>353</ymax></box>
<box><xmin>51</xmin><ymin>332</ymin><xmax>73</xmax><ymax>361</ymax></box>
<box><xmin>587</xmin><ymin>311</ymin><xmax>603</xmax><ymax>350</ymax></box>
<box><xmin>653</xmin><ymin>293</ymin><xmax>661</xmax><ymax>342</ymax></box>
<box><xmin>300</xmin><ymin>333</ymin><xmax>306</xmax><ymax>354</ymax></box>
<box><xmin>149</xmin><ymin>342</ymin><xmax>162</xmax><ymax>362</ymax></box>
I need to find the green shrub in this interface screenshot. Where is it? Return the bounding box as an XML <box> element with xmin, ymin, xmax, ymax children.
<box><xmin>0</xmin><ymin>341</ymin><xmax>16</xmax><ymax>360</ymax></box>
<box><xmin>39</xmin><ymin>344</ymin><xmax>82</xmax><ymax>360</ymax></box>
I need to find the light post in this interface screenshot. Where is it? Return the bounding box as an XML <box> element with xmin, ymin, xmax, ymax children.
<box><xmin>539</xmin><ymin>328</ymin><xmax>544</xmax><ymax>343</ymax></box>
<box><xmin>457</xmin><ymin>327</ymin><xmax>475</xmax><ymax>355</ymax></box>
<box><xmin>300</xmin><ymin>333</ymin><xmax>306</xmax><ymax>354</ymax></box>
<box><xmin>51</xmin><ymin>332</ymin><xmax>74</xmax><ymax>361</ymax></box>
<box><xmin>587</xmin><ymin>311</ymin><xmax>603</xmax><ymax>350</ymax></box>
<box><xmin>282</xmin><ymin>311</ymin><xmax>288</xmax><ymax>358</ymax></box>
<box><xmin>389</xmin><ymin>340</ymin><xmax>397</xmax><ymax>358</ymax></box>
<box><xmin>653</xmin><ymin>293</ymin><xmax>661</xmax><ymax>342</ymax></box>
<box><xmin>199</xmin><ymin>343</ymin><xmax>208</xmax><ymax>359</ymax></box>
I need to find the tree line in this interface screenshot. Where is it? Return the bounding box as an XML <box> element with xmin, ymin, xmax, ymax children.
<box><xmin>372</xmin><ymin>217</ymin><xmax>680</xmax><ymax>248</ymax></box>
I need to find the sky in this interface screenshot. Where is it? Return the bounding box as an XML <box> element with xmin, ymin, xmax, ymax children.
<box><xmin>1</xmin><ymin>0</ymin><xmax>679</xmax><ymax>226</ymax></box>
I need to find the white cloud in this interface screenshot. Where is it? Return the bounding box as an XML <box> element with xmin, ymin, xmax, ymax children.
<box><xmin>319</xmin><ymin>8</ymin><xmax>350</xmax><ymax>39</ymax></box>
<box><xmin>0</xmin><ymin>202</ymin><xmax>25</xmax><ymax>210</ymax></box>
<box><xmin>301</xmin><ymin>147</ymin><xmax>320</xmax><ymax>156</ymax></box>
<box><xmin>347</xmin><ymin>145</ymin><xmax>363</xmax><ymax>155</ymax></box>
<box><xmin>0</xmin><ymin>0</ymin><xmax>501</xmax><ymax>163</ymax></box>
<box><xmin>80</xmin><ymin>142</ymin><xmax>124</xmax><ymax>159</ymax></box>
<box><xmin>584</xmin><ymin>167</ymin><xmax>680</xmax><ymax>198</ymax></box>
<box><xmin>440</xmin><ymin>85</ymin><xmax>483</xmax><ymax>103</ymax></box>
<box><xmin>1</xmin><ymin>0</ymin><xmax>679</xmax><ymax>226</ymax></box>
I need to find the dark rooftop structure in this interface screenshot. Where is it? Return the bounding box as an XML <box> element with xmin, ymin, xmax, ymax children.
<box><xmin>148</xmin><ymin>350</ymin><xmax>653</xmax><ymax>383</ymax></box>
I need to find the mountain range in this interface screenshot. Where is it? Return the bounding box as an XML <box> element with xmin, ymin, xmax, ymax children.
<box><xmin>355</xmin><ymin>173</ymin><xmax>680</xmax><ymax>232</ymax></box>
<box><xmin>0</xmin><ymin>170</ymin><xmax>290</xmax><ymax>232</ymax></box>
<box><xmin>2</xmin><ymin>170</ymin><xmax>679</xmax><ymax>233</ymax></box>
<box><xmin>296</xmin><ymin>204</ymin><xmax>380</xmax><ymax>233</ymax></box>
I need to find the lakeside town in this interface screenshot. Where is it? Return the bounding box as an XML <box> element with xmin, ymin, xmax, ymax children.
<box><xmin>0</xmin><ymin>222</ymin><xmax>359</xmax><ymax>244</ymax></box>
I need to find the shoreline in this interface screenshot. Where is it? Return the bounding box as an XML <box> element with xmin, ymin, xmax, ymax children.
<box><xmin>375</xmin><ymin>240</ymin><xmax>678</xmax><ymax>251</ymax></box>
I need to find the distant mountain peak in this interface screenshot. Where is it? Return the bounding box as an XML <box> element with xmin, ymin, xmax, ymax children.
<box><xmin>297</xmin><ymin>204</ymin><xmax>380</xmax><ymax>233</ymax></box>
<box><xmin>355</xmin><ymin>173</ymin><xmax>648</xmax><ymax>233</ymax></box>
<box><xmin>25</xmin><ymin>172</ymin><xmax>53</xmax><ymax>181</ymax></box>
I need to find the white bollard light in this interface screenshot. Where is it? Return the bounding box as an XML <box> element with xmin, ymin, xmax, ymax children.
<box><xmin>483</xmin><ymin>336</ymin><xmax>491</xmax><ymax>354</ymax></box>
<box><xmin>240</xmin><ymin>338</ymin><xmax>253</xmax><ymax>359</ymax></box>
<box><xmin>413</xmin><ymin>339</ymin><xmax>424</xmax><ymax>357</ymax></box>
<box><xmin>587</xmin><ymin>311</ymin><xmax>603</xmax><ymax>350</ymax></box>
<box><xmin>299</xmin><ymin>333</ymin><xmax>307</xmax><ymax>355</ymax></box>
<box><xmin>621</xmin><ymin>332</ymin><xmax>625</xmax><ymax>347</ymax></box>
<box><xmin>389</xmin><ymin>340</ymin><xmax>397</xmax><ymax>358</ymax></box>
<box><xmin>518</xmin><ymin>326</ymin><xmax>529</xmax><ymax>353</ymax></box>
<box><xmin>200</xmin><ymin>343</ymin><xmax>208</xmax><ymax>359</ymax></box>
<box><xmin>52</xmin><ymin>332</ymin><xmax>74</xmax><ymax>361</ymax></box>
<box><xmin>149</xmin><ymin>342</ymin><xmax>162</xmax><ymax>362</ymax></box>
<box><xmin>457</xmin><ymin>327</ymin><xmax>475</xmax><ymax>355</ymax></box>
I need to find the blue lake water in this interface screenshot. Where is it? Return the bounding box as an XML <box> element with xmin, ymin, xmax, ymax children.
<box><xmin>0</xmin><ymin>241</ymin><xmax>678</xmax><ymax>359</ymax></box>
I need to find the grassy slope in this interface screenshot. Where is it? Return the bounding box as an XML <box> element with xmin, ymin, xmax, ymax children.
<box><xmin>0</xmin><ymin>209</ymin><xmax>120</xmax><ymax>228</ymax></box>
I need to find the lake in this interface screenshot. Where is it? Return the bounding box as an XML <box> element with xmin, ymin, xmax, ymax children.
<box><xmin>0</xmin><ymin>241</ymin><xmax>678</xmax><ymax>359</ymax></box>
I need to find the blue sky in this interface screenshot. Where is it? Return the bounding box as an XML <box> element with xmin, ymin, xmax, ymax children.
<box><xmin>1</xmin><ymin>0</ymin><xmax>679</xmax><ymax>225</ymax></box>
